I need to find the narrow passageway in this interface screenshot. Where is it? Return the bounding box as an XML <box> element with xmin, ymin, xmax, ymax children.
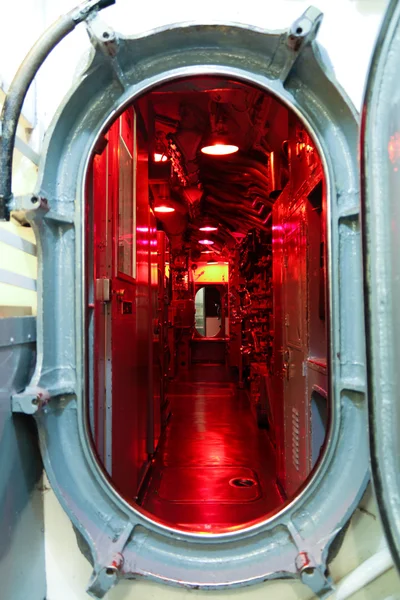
<box><xmin>90</xmin><ymin>74</ymin><xmax>329</xmax><ymax>525</ymax></box>
<box><xmin>140</xmin><ymin>364</ymin><xmax>284</xmax><ymax>532</ymax></box>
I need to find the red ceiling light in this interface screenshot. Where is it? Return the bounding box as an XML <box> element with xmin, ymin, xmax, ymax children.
<box><xmin>201</xmin><ymin>143</ymin><xmax>238</xmax><ymax>156</ymax></box>
<box><xmin>200</xmin><ymin>109</ymin><xmax>239</xmax><ymax>156</ymax></box>
<box><xmin>154</xmin><ymin>205</ymin><xmax>175</xmax><ymax>213</ymax></box>
<box><xmin>199</xmin><ymin>224</ymin><xmax>218</xmax><ymax>232</ymax></box>
<box><xmin>201</xmin><ymin>250</ymin><xmax>213</xmax><ymax>254</ymax></box>
<box><xmin>199</xmin><ymin>239</ymin><xmax>214</xmax><ymax>245</ymax></box>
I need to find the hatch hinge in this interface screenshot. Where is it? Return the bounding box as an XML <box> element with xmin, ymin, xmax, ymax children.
<box><xmin>12</xmin><ymin>386</ymin><xmax>74</xmax><ymax>414</ymax></box>
<box><xmin>86</xmin><ymin>16</ymin><xmax>129</xmax><ymax>91</ymax></box>
<box><xmin>272</xmin><ymin>7</ymin><xmax>323</xmax><ymax>84</ymax></box>
<box><xmin>86</xmin><ymin>523</ymin><xmax>135</xmax><ymax>599</ymax></box>
<box><xmin>287</xmin><ymin>520</ymin><xmax>336</xmax><ymax>598</ymax></box>
<box><xmin>10</xmin><ymin>194</ymin><xmax>76</xmax><ymax>224</ymax></box>
<box><xmin>10</xmin><ymin>194</ymin><xmax>49</xmax><ymax>215</ymax></box>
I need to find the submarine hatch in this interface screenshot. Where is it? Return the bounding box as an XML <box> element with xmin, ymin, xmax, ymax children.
<box><xmin>3</xmin><ymin>1</ymin><xmax>400</xmax><ymax>597</ymax></box>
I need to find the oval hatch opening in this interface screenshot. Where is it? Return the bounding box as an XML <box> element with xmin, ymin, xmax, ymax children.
<box><xmin>86</xmin><ymin>74</ymin><xmax>330</xmax><ymax>534</ymax></box>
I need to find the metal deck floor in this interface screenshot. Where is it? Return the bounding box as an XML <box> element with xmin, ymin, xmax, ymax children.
<box><xmin>140</xmin><ymin>364</ymin><xmax>283</xmax><ymax>532</ymax></box>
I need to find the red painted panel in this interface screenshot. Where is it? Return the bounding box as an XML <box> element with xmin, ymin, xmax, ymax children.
<box><xmin>91</xmin><ymin>108</ymin><xmax>155</xmax><ymax>501</ymax></box>
<box><xmin>111</xmin><ymin>113</ymin><xmax>151</xmax><ymax>499</ymax></box>
<box><xmin>271</xmin><ymin>190</ymin><xmax>286</xmax><ymax>487</ymax></box>
<box><xmin>271</xmin><ymin>121</ymin><xmax>327</xmax><ymax>497</ymax></box>
<box><xmin>149</xmin><ymin>211</ymin><xmax>161</xmax><ymax>452</ymax></box>
<box><xmin>92</xmin><ymin>142</ymin><xmax>111</xmax><ymax>457</ymax></box>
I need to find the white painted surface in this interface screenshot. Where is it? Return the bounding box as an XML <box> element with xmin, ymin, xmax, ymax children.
<box><xmin>332</xmin><ymin>546</ymin><xmax>393</xmax><ymax>600</ymax></box>
<box><xmin>44</xmin><ymin>482</ymin><xmax>400</xmax><ymax>600</ymax></box>
<box><xmin>3</xmin><ymin>1</ymin><xmax>399</xmax><ymax>598</ymax></box>
<box><xmin>0</xmin><ymin>0</ymin><xmax>46</xmax><ymax>126</ymax></box>
<box><xmin>0</xmin><ymin>0</ymin><xmax>390</xmax><ymax>138</ymax></box>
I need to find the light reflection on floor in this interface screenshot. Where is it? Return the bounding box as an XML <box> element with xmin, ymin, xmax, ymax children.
<box><xmin>140</xmin><ymin>364</ymin><xmax>283</xmax><ymax>532</ymax></box>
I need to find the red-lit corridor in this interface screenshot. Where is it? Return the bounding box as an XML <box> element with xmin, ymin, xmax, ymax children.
<box><xmin>89</xmin><ymin>74</ymin><xmax>329</xmax><ymax>529</ymax></box>
<box><xmin>139</xmin><ymin>364</ymin><xmax>284</xmax><ymax>532</ymax></box>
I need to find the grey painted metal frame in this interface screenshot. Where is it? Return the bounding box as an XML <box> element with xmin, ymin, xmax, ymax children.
<box><xmin>12</xmin><ymin>8</ymin><xmax>368</xmax><ymax>599</ymax></box>
<box><xmin>0</xmin><ymin>317</ymin><xmax>45</xmax><ymax>600</ymax></box>
<box><xmin>361</xmin><ymin>0</ymin><xmax>400</xmax><ymax>574</ymax></box>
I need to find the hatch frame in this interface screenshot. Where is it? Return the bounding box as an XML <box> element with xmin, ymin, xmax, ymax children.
<box><xmin>12</xmin><ymin>9</ymin><xmax>369</xmax><ymax>599</ymax></box>
<box><xmin>361</xmin><ymin>0</ymin><xmax>400</xmax><ymax>576</ymax></box>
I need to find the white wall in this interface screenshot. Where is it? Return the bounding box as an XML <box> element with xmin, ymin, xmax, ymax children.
<box><xmin>1</xmin><ymin>0</ymin><xmax>389</xmax><ymax>141</ymax></box>
<box><xmin>2</xmin><ymin>1</ymin><xmax>398</xmax><ymax>599</ymax></box>
<box><xmin>0</xmin><ymin>1</ymin><xmax>389</xmax><ymax>159</ymax></box>
<box><xmin>0</xmin><ymin>0</ymin><xmax>46</xmax><ymax>127</ymax></box>
<box><xmin>44</xmin><ymin>481</ymin><xmax>399</xmax><ymax>600</ymax></box>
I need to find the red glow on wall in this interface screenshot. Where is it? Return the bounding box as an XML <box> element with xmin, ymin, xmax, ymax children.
<box><xmin>388</xmin><ymin>132</ymin><xmax>400</xmax><ymax>164</ymax></box>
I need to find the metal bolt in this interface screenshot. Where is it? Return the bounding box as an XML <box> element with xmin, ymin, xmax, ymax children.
<box><xmin>296</xmin><ymin>551</ymin><xmax>312</xmax><ymax>573</ymax></box>
<box><xmin>105</xmin><ymin>553</ymin><xmax>124</xmax><ymax>576</ymax></box>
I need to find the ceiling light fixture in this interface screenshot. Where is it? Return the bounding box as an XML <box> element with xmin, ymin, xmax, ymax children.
<box><xmin>201</xmin><ymin>250</ymin><xmax>213</xmax><ymax>254</ymax></box>
<box><xmin>201</xmin><ymin>140</ymin><xmax>238</xmax><ymax>156</ymax></box>
<box><xmin>199</xmin><ymin>239</ymin><xmax>214</xmax><ymax>245</ymax></box>
<box><xmin>199</xmin><ymin>224</ymin><xmax>218</xmax><ymax>232</ymax></box>
<box><xmin>200</xmin><ymin>108</ymin><xmax>239</xmax><ymax>156</ymax></box>
<box><xmin>154</xmin><ymin>205</ymin><xmax>175</xmax><ymax>213</ymax></box>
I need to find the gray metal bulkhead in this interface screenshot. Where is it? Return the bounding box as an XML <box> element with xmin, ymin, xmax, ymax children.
<box><xmin>8</xmin><ymin>7</ymin><xmax>368</xmax><ymax>599</ymax></box>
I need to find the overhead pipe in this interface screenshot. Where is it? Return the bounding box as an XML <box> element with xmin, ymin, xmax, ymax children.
<box><xmin>154</xmin><ymin>113</ymin><xmax>180</xmax><ymax>128</ymax></box>
<box><xmin>206</xmin><ymin>194</ymin><xmax>258</xmax><ymax>216</ymax></box>
<box><xmin>203</xmin><ymin>162</ymin><xmax>269</xmax><ymax>179</ymax></box>
<box><xmin>203</xmin><ymin>170</ymin><xmax>270</xmax><ymax>191</ymax></box>
<box><xmin>217</xmin><ymin>164</ymin><xmax>270</xmax><ymax>182</ymax></box>
<box><xmin>207</xmin><ymin>198</ymin><xmax>271</xmax><ymax>231</ymax></box>
<box><xmin>204</xmin><ymin>185</ymin><xmax>253</xmax><ymax>205</ymax></box>
<box><xmin>203</xmin><ymin>179</ymin><xmax>268</xmax><ymax>197</ymax></box>
<box><xmin>202</xmin><ymin>154</ymin><xmax>269</xmax><ymax>171</ymax></box>
<box><xmin>207</xmin><ymin>213</ymin><xmax>241</xmax><ymax>233</ymax></box>
<box><xmin>252</xmin><ymin>199</ymin><xmax>267</xmax><ymax>214</ymax></box>
<box><xmin>252</xmin><ymin>198</ymin><xmax>274</xmax><ymax>214</ymax></box>
<box><xmin>205</xmin><ymin>187</ymin><xmax>271</xmax><ymax>219</ymax></box>
<box><xmin>237</xmin><ymin>215</ymin><xmax>272</xmax><ymax>232</ymax></box>
<box><xmin>203</xmin><ymin>180</ymin><xmax>268</xmax><ymax>202</ymax></box>
<box><xmin>203</xmin><ymin>210</ymin><xmax>245</xmax><ymax>235</ymax></box>
<box><xmin>202</xmin><ymin>174</ymin><xmax>270</xmax><ymax>197</ymax></box>
<box><xmin>204</xmin><ymin>167</ymin><xmax>270</xmax><ymax>190</ymax></box>
<box><xmin>250</xmin><ymin>194</ymin><xmax>274</xmax><ymax>208</ymax></box>
<box><xmin>201</xmin><ymin>164</ymin><xmax>269</xmax><ymax>185</ymax></box>
<box><xmin>205</xmin><ymin>211</ymin><xmax>250</xmax><ymax>236</ymax></box>
<box><xmin>203</xmin><ymin>182</ymin><xmax>270</xmax><ymax>205</ymax></box>
<box><xmin>206</xmin><ymin>195</ymin><xmax>263</xmax><ymax>218</ymax></box>
<box><xmin>0</xmin><ymin>0</ymin><xmax>116</xmax><ymax>221</ymax></box>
